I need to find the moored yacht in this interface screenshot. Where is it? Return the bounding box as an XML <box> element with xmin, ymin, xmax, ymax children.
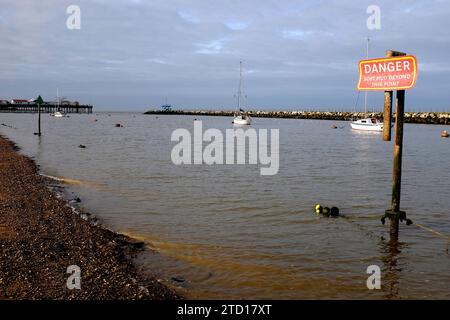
<box><xmin>350</xmin><ymin>118</ymin><xmax>383</xmax><ymax>131</ymax></box>
<box><xmin>232</xmin><ymin>61</ymin><xmax>251</xmax><ymax>125</ymax></box>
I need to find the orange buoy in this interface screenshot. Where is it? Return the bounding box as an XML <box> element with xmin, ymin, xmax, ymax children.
<box><xmin>441</xmin><ymin>130</ymin><xmax>449</xmax><ymax>138</ymax></box>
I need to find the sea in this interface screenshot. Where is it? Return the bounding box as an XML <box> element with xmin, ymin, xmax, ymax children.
<box><xmin>1</xmin><ymin>112</ymin><xmax>449</xmax><ymax>299</ymax></box>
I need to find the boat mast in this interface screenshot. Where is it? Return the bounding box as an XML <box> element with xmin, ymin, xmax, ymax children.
<box><xmin>57</xmin><ymin>88</ymin><xmax>60</xmax><ymax>111</ymax></box>
<box><xmin>237</xmin><ymin>61</ymin><xmax>243</xmax><ymax>113</ymax></box>
<box><xmin>364</xmin><ymin>37</ymin><xmax>370</xmax><ymax>117</ymax></box>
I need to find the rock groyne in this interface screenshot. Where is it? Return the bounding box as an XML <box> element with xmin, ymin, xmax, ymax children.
<box><xmin>144</xmin><ymin>110</ymin><xmax>450</xmax><ymax>125</ymax></box>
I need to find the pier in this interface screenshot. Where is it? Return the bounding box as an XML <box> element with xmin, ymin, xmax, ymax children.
<box><xmin>144</xmin><ymin>109</ymin><xmax>450</xmax><ymax>125</ymax></box>
<box><xmin>0</xmin><ymin>103</ymin><xmax>93</xmax><ymax>114</ymax></box>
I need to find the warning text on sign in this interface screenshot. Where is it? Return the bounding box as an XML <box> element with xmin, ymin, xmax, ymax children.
<box><xmin>357</xmin><ymin>56</ymin><xmax>418</xmax><ymax>91</ymax></box>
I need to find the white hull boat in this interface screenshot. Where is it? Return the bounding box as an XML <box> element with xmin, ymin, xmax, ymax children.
<box><xmin>233</xmin><ymin>115</ymin><xmax>251</xmax><ymax>125</ymax></box>
<box><xmin>53</xmin><ymin>111</ymin><xmax>65</xmax><ymax>118</ymax></box>
<box><xmin>351</xmin><ymin>38</ymin><xmax>384</xmax><ymax>133</ymax></box>
<box><xmin>52</xmin><ymin>89</ymin><xmax>65</xmax><ymax>117</ymax></box>
<box><xmin>350</xmin><ymin>118</ymin><xmax>383</xmax><ymax>132</ymax></box>
<box><xmin>232</xmin><ymin>61</ymin><xmax>251</xmax><ymax>125</ymax></box>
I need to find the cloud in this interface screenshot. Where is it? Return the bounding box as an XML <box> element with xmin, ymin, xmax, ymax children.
<box><xmin>281</xmin><ymin>29</ymin><xmax>334</xmax><ymax>40</ymax></box>
<box><xmin>177</xmin><ymin>11</ymin><xmax>200</xmax><ymax>23</ymax></box>
<box><xmin>195</xmin><ymin>38</ymin><xmax>232</xmax><ymax>55</ymax></box>
<box><xmin>225</xmin><ymin>21</ymin><xmax>248</xmax><ymax>31</ymax></box>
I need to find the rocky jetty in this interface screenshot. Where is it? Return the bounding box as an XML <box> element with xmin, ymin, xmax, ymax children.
<box><xmin>144</xmin><ymin>110</ymin><xmax>450</xmax><ymax>125</ymax></box>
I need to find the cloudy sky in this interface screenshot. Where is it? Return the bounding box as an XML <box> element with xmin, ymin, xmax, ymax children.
<box><xmin>1</xmin><ymin>0</ymin><xmax>449</xmax><ymax>111</ymax></box>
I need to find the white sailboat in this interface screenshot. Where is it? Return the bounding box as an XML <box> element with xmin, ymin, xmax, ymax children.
<box><xmin>351</xmin><ymin>37</ymin><xmax>383</xmax><ymax>132</ymax></box>
<box><xmin>52</xmin><ymin>88</ymin><xmax>65</xmax><ymax>117</ymax></box>
<box><xmin>232</xmin><ymin>61</ymin><xmax>251</xmax><ymax>125</ymax></box>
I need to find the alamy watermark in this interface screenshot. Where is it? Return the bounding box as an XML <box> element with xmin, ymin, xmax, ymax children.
<box><xmin>366</xmin><ymin>265</ymin><xmax>381</xmax><ymax>290</ymax></box>
<box><xmin>366</xmin><ymin>5</ymin><xmax>381</xmax><ymax>30</ymax></box>
<box><xmin>66</xmin><ymin>265</ymin><xmax>81</xmax><ymax>290</ymax></box>
<box><xmin>171</xmin><ymin>121</ymin><xmax>279</xmax><ymax>175</ymax></box>
<box><xmin>66</xmin><ymin>5</ymin><xmax>81</xmax><ymax>30</ymax></box>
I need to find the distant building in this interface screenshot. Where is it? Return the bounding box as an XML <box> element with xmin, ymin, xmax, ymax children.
<box><xmin>0</xmin><ymin>99</ymin><xmax>9</xmax><ymax>105</ymax></box>
<box><xmin>56</xmin><ymin>100</ymin><xmax>80</xmax><ymax>106</ymax></box>
<box><xmin>10</xmin><ymin>99</ymin><xmax>30</xmax><ymax>104</ymax></box>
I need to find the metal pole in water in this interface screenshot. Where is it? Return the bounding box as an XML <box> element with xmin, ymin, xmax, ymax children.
<box><xmin>38</xmin><ymin>102</ymin><xmax>41</xmax><ymax>136</ymax></box>
<box><xmin>380</xmin><ymin>50</ymin><xmax>411</xmax><ymax>239</ymax></box>
<box><xmin>34</xmin><ymin>95</ymin><xmax>43</xmax><ymax>136</ymax></box>
<box><xmin>390</xmin><ymin>89</ymin><xmax>405</xmax><ymax>237</ymax></box>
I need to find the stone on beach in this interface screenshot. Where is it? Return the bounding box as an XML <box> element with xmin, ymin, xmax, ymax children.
<box><xmin>0</xmin><ymin>136</ymin><xmax>180</xmax><ymax>300</ymax></box>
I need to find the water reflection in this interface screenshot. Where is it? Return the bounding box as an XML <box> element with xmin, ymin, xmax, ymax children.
<box><xmin>379</xmin><ymin>236</ymin><xmax>406</xmax><ymax>299</ymax></box>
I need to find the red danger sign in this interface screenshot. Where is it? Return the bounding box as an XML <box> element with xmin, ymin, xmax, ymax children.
<box><xmin>357</xmin><ymin>55</ymin><xmax>418</xmax><ymax>91</ymax></box>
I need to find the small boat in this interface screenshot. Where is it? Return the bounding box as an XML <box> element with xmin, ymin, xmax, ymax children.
<box><xmin>350</xmin><ymin>118</ymin><xmax>384</xmax><ymax>132</ymax></box>
<box><xmin>351</xmin><ymin>37</ymin><xmax>383</xmax><ymax>133</ymax></box>
<box><xmin>441</xmin><ymin>130</ymin><xmax>449</xmax><ymax>138</ymax></box>
<box><xmin>53</xmin><ymin>111</ymin><xmax>65</xmax><ymax>118</ymax></box>
<box><xmin>233</xmin><ymin>114</ymin><xmax>251</xmax><ymax>125</ymax></box>
<box><xmin>232</xmin><ymin>61</ymin><xmax>251</xmax><ymax>125</ymax></box>
<box><xmin>52</xmin><ymin>88</ymin><xmax>65</xmax><ymax>117</ymax></box>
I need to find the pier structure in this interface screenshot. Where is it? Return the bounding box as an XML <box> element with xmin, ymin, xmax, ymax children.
<box><xmin>0</xmin><ymin>102</ymin><xmax>93</xmax><ymax>114</ymax></box>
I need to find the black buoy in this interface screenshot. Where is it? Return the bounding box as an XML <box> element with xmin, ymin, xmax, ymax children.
<box><xmin>330</xmin><ymin>207</ymin><xmax>340</xmax><ymax>217</ymax></box>
<box><xmin>78</xmin><ymin>144</ymin><xmax>86</xmax><ymax>149</ymax></box>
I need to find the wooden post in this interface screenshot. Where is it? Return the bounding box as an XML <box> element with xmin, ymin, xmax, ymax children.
<box><xmin>380</xmin><ymin>50</ymin><xmax>408</xmax><ymax>238</ymax></box>
<box><xmin>383</xmin><ymin>50</ymin><xmax>393</xmax><ymax>141</ymax></box>
<box><xmin>383</xmin><ymin>91</ymin><xmax>393</xmax><ymax>141</ymax></box>
<box><xmin>390</xmin><ymin>89</ymin><xmax>405</xmax><ymax>237</ymax></box>
<box><xmin>383</xmin><ymin>50</ymin><xmax>406</xmax><ymax>141</ymax></box>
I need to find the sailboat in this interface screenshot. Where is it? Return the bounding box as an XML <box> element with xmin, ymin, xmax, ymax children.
<box><xmin>350</xmin><ymin>37</ymin><xmax>383</xmax><ymax>132</ymax></box>
<box><xmin>52</xmin><ymin>88</ymin><xmax>65</xmax><ymax>117</ymax></box>
<box><xmin>232</xmin><ymin>61</ymin><xmax>251</xmax><ymax>125</ymax></box>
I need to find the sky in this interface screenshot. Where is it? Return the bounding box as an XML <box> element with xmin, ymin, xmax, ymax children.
<box><xmin>1</xmin><ymin>0</ymin><xmax>450</xmax><ymax>111</ymax></box>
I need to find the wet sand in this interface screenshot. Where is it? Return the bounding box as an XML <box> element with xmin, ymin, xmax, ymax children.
<box><xmin>0</xmin><ymin>135</ymin><xmax>180</xmax><ymax>299</ymax></box>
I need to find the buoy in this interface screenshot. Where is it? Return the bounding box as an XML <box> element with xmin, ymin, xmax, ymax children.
<box><xmin>441</xmin><ymin>130</ymin><xmax>449</xmax><ymax>138</ymax></box>
<box><xmin>330</xmin><ymin>207</ymin><xmax>340</xmax><ymax>217</ymax></box>
<box><xmin>78</xmin><ymin>144</ymin><xmax>86</xmax><ymax>149</ymax></box>
<box><xmin>322</xmin><ymin>207</ymin><xmax>330</xmax><ymax>217</ymax></box>
<box><xmin>115</xmin><ymin>123</ymin><xmax>123</xmax><ymax>127</ymax></box>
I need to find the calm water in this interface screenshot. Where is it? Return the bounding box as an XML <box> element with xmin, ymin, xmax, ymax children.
<box><xmin>1</xmin><ymin>112</ymin><xmax>449</xmax><ymax>299</ymax></box>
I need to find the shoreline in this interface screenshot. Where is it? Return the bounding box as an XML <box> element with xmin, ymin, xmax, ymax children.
<box><xmin>0</xmin><ymin>135</ymin><xmax>181</xmax><ymax>300</ymax></box>
<box><xmin>144</xmin><ymin>110</ymin><xmax>450</xmax><ymax>125</ymax></box>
